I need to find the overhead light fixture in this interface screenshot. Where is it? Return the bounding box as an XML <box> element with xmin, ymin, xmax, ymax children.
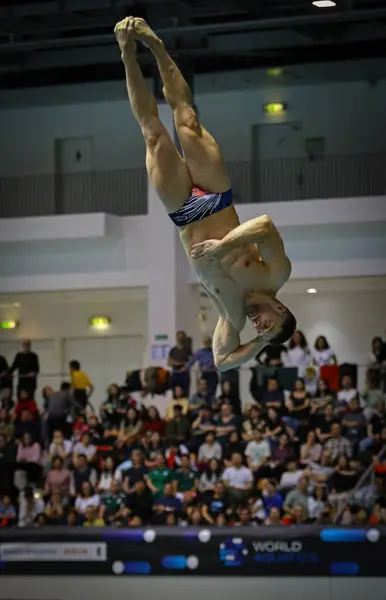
<box><xmin>306</xmin><ymin>288</ymin><xmax>318</xmax><ymax>294</ymax></box>
<box><xmin>89</xmin><ymin>316</ymin><xmax>111</xmax><ymax>330</ymax></box>
<box><xmin>267</xmin><ymin>68</ymin><xmax>283</xmax><ymax>78</ymax></box>
<box><xmin>312</xmin><ymin>1</ymin><xmax>336</xmax><ymax>7</ymax></box>
<box><xmin>0</xmin><ymin>320</ymin><xmax>18</xmax><ymax>330</ymax></box>
<box><xmin>264</xmin><ymin>102</ymin><xmax>286</xmax><ymax>115</ymax></box>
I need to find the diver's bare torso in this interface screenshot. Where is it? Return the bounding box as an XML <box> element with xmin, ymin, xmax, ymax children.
<box><xmin>178</xmin><ymin>204</ymin><xmax>285</xmax><ymax>332</ymax></box>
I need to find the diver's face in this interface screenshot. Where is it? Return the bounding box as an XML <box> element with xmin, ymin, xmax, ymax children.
<box><xmin>249</xmin><ymin>302</ymin><xmax>286</xmax><ymax>341</ymax></box>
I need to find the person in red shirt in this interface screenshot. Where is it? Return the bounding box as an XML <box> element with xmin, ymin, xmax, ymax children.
<box><xmin>14</xmin><ymin>389</ymin><xmax>38</xmax><ymax>420</ymax></box>
<box><xmin>142</xmin><ymin>406</ymin><xmax>165</xmax><ymax>438</ymax></box>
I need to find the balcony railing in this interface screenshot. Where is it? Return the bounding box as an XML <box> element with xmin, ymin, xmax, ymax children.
<box><xmin>1</xmin><ymin>152</ymin><xmax>385</xmax><ymax>218</ymax></box>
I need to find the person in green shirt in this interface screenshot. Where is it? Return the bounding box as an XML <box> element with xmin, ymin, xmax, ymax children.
<box><xmin>174</xmin><ymin>455</ymin><xmax>199</xmax><ymax>502</ymax></box>
<box><xmin>146</xmin><ymin>452</ymin><xmax>174</xmax><ymax>498</ymax></box>
<box><xmin>100</xmin><ymin>480</ymin><xmax>128</xmax><ymax>525</ymax></box>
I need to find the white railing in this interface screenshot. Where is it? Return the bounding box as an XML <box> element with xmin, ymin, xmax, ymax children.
<box><xmin>1</xmin><ymin>152</ymin><xmax>385</xmax><ymax>217</ymax></box>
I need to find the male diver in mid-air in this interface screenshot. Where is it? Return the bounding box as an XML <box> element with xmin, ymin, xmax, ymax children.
<box><xmin>115</xmin><ymin>17</ymin><xmax>296</xmax><ymax>372</ymax></box>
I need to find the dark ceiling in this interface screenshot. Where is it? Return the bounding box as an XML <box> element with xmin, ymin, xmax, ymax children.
<box><xmin>1</xmin><ymin>0</ymin><xmax>386</xmax><ymax>89</ymax></box>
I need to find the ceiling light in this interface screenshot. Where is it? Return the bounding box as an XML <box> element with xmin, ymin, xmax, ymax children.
<box><xmin>307</xmin><ymin>288</ymin><xmax>318</xmax><ymax>294</ymax></box>
<box><xmin>312</xmin><ymin>1</ymin><xmax>336</xmax><ymax>7</ymax></box>
<box><xmin>267</xmin><ymin>68</ymin><xmax>283</xmax><ymax>77</ymax></box>
<box><xmin>89</xmin><ymin>316</ymin><xmax>111</xmax><ymax>330</ymax></box>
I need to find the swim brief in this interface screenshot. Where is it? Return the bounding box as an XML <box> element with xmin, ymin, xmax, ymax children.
<box><xmin>168</xmin><ymin>186</ymin><xmax>233</xmax><ymax>227</ymax></box>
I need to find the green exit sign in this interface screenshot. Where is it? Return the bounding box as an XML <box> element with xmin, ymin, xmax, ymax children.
<box><xmin>0</xmin><ymin>320</ymin><xmax>17</xmax><ymax>329</ymax></box>
<box><xmin>155</xmin><ymin>334</ymin><xmax>169</xmax><ymax>341</ymax></box>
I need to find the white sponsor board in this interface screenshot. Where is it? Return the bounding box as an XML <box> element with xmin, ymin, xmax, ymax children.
<box><xmin>0</xmin><ymin>542</ymin><xmax>107</xmax><ymax>562</ymax></box>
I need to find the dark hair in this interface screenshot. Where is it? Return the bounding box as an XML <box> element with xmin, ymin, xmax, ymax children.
<box><xmin>146</xmin><ymin>405</ymin><xmax>161</xmax><ymax>421</ymax></box>
<box><xmin>315</xmin><ymin>336</ymin><xmax>329</xmax><ymax>350</ymax></box>
<box><xmin>60</xmin><ymin>382</ymin><xmax>71</xmax><ymax>391</ymax></box>
<box><xmin>69</xmin><ymin>360</ymin><xmax>80</xmax><ymax>371</ymax></box>
<box><xmin>173</xmin><ymin>403</ymin><xmax>183</xmax><ymax>413</ymax></box>
<box><xmin>288</xmin><ymin>329</ymin><xmax>307</xmax><ymax>349</ymax></box>
<box><xmin>270</xmin><ymin>310</ymin><xmax>297</xmax><ymax>346</ymax></box>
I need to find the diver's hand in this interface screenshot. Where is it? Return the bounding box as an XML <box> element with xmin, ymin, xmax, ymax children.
<box><xmin>190</xmin><ymin>239</ymin><xmax>224</xmax><ymax>261</ymax></box>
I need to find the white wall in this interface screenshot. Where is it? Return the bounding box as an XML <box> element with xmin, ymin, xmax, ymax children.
<box><xmin>1</xmin><ymin>79</ymin><xmax>385</xmax><ymax>176</ymax></box>
<box><xmin>0</xmin><ymin>297</ymin><xmax>148</xmax><ymax>407</ymax></box>
<box><xmin>0</xmin><ymin>288</ymin><xmax>384</xmax><ymax>409</ymax></box>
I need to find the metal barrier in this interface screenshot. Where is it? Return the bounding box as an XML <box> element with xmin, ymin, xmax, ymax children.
<box><xmin>0</xmin><ymin>153</ymin><xmax>385</xmax><ymax>217</ymax></box>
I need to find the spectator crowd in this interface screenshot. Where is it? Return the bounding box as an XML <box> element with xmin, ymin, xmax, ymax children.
<box><xmin>0</xmin><ymin>332</ymin><xmax>385</xmax><ymax>529</ymax></box>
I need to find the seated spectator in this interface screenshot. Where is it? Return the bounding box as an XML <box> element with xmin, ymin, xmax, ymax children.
<box><xmin>44</xmin><ymin>489</ymin><xmax>66</xmax><ymax>524</ymax></box>
<box><xmin>190</xmin><ymin>405</ymin><xmax>216</xmax><ymax>449</ymax></box>
<box><xmin>284</xmin><ymin>378</ymin><xmax>310</xmax><ymax>433</ymax></box>
<box><xmin>305</xmin><ymin>451</ymin><xmax>335</xmax><ymax>487</ymax></box>
<box><xmin>122</xmin><ymin>449</ymin><xmax>148</xmax><ymax>493</ymax></box>
<box><xmin>341</xmin><ymin>396</ymin><xmax>366</xmax><ymax>444</ymax></box>
<box><xmin>18</xmin><ymin>487</ymin><xmax>44</xmax><ymax>527</ymax></box>
<box><xmin>234</xmin><ymin>506</ymin><xmax>254</xmax><ymax>526</ymax></box>
<box><xmin>165</xmin><ymin>404</ymin><xmax>190</xmax><ymax>445</ymax></box>
<box><xmin>260</xmin><ymin>379</ymin><xmax>285</xmax><ymax>414</ymax></box>
<box><xmin>270</xmin><ymin>433</ymin><xmax>296</xmax><ymax>480</ymax></box>
<box><xmin>328</xmin><ymin>455</ymin><xmax>358</xmax><ymax>513</ymax></box>
<box><xmin>0</xmin><ymin>492</ymin><xmax>17</xmax><ymax>526</ymax></box>
<box><xmin>215</xmin><ymin>401</ymin><xmax>239</xmax><ymax>446</ymax></box>
<box><xmin>310</xmin><ymin>379</ymin><xmax>335</xmax><ymax>424</ymax></box>
<box><xmin>74</xmin><ymin>481</ymin><xmax>100</xmax><ymax>515</ymax></box>
<box><xmin>146</xmin><ymin>452</ymin><xmax>174</xmax><ymax>498</ymax></box>
<box><xmin>300</xmin><ymin>430</ymin><xmax>322</xmax><ymax>465</ymax></box>
<box><xmin>315</xmin><ymin>403</ymin><xmax>338</xmax><ymax>444</ymax></box>
<box><xmin>245</xmin><ymin>428</ymin><xmax>271</xmax><ymax>479</ymax></box>
<box><xmin>0</xmin><ymin>409</ymin><xmax>14</xmax><ymax>441</ymax></box>
<box><xmin>14</xmin><ymin>409</ymin><xmax>41</xmax><ymax>443</ymax></box>
<box><xmin>73</xmin><ymin>432</ymin><xmax>97</xmax><ymax>464</ymax></box>
<box><xmin>15</xmin><ymin>432</ymin><xmax>42</xmax><ymax>488</ymax></box>
<box><xmin>100</xmin><ymin>479</ymin><xmax>128</xmax><ymax>526</ymax></box>
<box><xmin>201</xmin><ymin>481</ymin><xmax>230</xmax><ymax>524</ymax></box>
<box><xmin>362</xmin><ymin>375</ymin><xmax>385</xmax><ymax>416</ymax></box>
<box><xmin>87</xmin><ymin>414</ymin><xmax>104</xmax><ymax>444</ymax></box>
<box><xmin>359</xmin><ymin>401</ymin><xmax>385</xmax><ymax>454</ymax></box>
<box><xmin>265</xmin><ymin>506</ymin><xmax>282</xmax><ymax>525</ymax></box>
<box><xmin>242</xmin><ymin>405</ymin><xmax>261</xmax><ymax>441</ymax></box>
<box><xmin>187</xmin><ymin>506</ymin><xmax>205</xmax><ymax>526</ymax></box>
<box><xmin>117</xmin><ymin>407</ymin><xmax>143</xmax><ymax>451</ymax></box>
<box><xmin>44</xmin><ymin>456</ymin><xmax>71</xmax><ymax>498</ymax></box>
<box><xmin>48</xmin><ymin>430</ymin><xmax>72</xmax><ymax>466</ymax></box>
<box><xmin>189</xmin><ymin>378</ymin><xmax>214</xmax><ymax>418</ymax></box>
<box><xmin>222</xmin><ymin>452</ymin><xmax>253</xmax><ymax>508</ymax></box>
<box><xmin>283</xmin><ymin>476</ymin><xmax>309</xmax><ymax>517</ymax></box>
<box><xmin>100</xmin><ymin>384</ymin><xmax>122</xmax><ymax>428</ymax></box>
<box><xmin>165</xmin><ymin>386</ymin><xmax>189</xmax><ymax>421</ymax></box>
<box><xmin>174</xmin><ymin>454</ymin><xmax>199</xmax><ymax>502</ymax></box>
<box><xmin>199</xmin><ymin>458</ymin><xmax>222</xmax><ymax>493</ymax></box>
<box><xmin>97</xmin><ymin>457</ymin><xmax>117</xmax><ymax>493</ymax></box>
<box><xmin>291</xmin><ymin>503</ymin><xmax>311</xmax><ymax>525</ymax></box>
<box><xmin>285</xmin><ymin>330</ymin><xmax>312</xmax><ymax>376</ymax></box>
<box><xmin>14</xmin><ymin>389</ymin><xmax>39</xmax><ymax>421</ymax></box>
<box><xmin>70</xmin><ymin>454</ymin><xmax>97</xmax><ymax>496</ymax></box>
<box><xmin>125</xmin><ymin>478</ymin><xmax>153</xmax><ymax>524</ymax></box>
<box><xmin>368</xmin><ymin>336</ymin><xmax>386</xmax><ymax>367</ymax></box>
<box><xmin>324</xmin><ymin>423</ymin><xmax>352</xmax><ymax>461</ymax></box>
<box><xmin>83</xmin><ymin>505</ymin><xmax>105</xmax><ymax>527</ymax></box>
<box><xmin>262</xmin><ymin>480</ymin><xmax>283</xmax><ymax>516</ymax></box>
<box><xmin>143</xmin><ymin>432</ymin><xmax>164</xmax><ymax>468</ymax></box>
<box><xmin>279</xmin><ymin>460</ymin><xmax>304</xmax><ymax>491</ymax></box>
<box><xmin>72</xmin><ymin>414</ymin><xmax>89</xmax><ymax>442</ymax></box>
<box><xmin>338</xmin><ymin>375</ymin><xmax>359</xmax><ymax>408</ymax></box>
<box><xmin>197</xmin><ymin>431</ymin><xmax>222</xmax><ymax>465</ymax></box>
<box><xmin>224</xmin><ymin>431</ymin><xmax>245</xmax><ymax>464</ymax></box>
<box><xmin>216</xmin><ymin>380</ymin><xmax>241</xmax><ymax>416</ymax></box>
<box><xmin>308</xmin><ymin>485</ymin><xmax>328</xmax><ymax>521</ymax></box>
<box><xmin>262</xmin><ymin>407</ymin><xmax>285</xmax><ymax>445</ymax></box>
<box><xmin>142</xmin><ymin>406</ymin><xmax>165</xmax><ymax>438</ymax></box>
<box><xmin>153</xmin><ymin>482</ymin><xmax>183</xmax><ymax>524</ymax></box>
<box><xmin>69</xmin><ymin>360</ymin><xmax>94</xmax><ymax>412</ymax></box>
<box><xmin>313</xmin><ymin>336</ymin><xmax>337</xmax><ymax>366</ymax></box>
